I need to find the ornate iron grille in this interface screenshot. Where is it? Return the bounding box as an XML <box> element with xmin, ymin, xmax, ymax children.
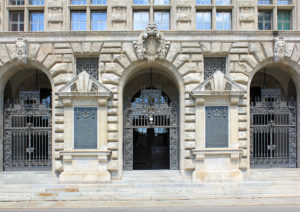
<box><xmin>76</xmin><ymin>58</ymin><xmax>99</xmax><ymax>79</ymax></box>
<box><xmin>250</xmin><ymin>89</ymin><xmax>297</xmax><ymax>168</ymax></box>
<box><xmin>4</xmin><ymin>90</ymin><xmax>52</xmax><ymax>170</ymax></box>
<box><xmin>204</xmin><ymin>57</ymin><xmax>226</xmax><ymax>80</ymax></box>
<box><xmin>124</xmin><ymin>89</ymin><xmax>178</xmax><ymax>170</ymax></box>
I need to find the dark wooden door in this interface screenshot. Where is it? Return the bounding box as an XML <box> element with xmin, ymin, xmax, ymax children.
<box><xmin>133</xmin><ymin>128</ymin><xmax>169</xmax><ymax>170</ymax></box>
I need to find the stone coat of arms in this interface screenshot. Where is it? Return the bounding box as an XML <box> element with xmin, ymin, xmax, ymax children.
<box><xmin>133</xmin><ymin>24</ymin><xmax>170</xmax><ymax>62</ymax></box>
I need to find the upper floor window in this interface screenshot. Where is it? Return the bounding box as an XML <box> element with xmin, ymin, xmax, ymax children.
<box><xmin>154</xmin><ymin>11</ymin><xmax>169</xmax><ymax>30</ymax></box>
<box><xmin>277</xmin><ymin>0</ymin><xmax>291</xmax><ymax>5</ymax></box>
<box><xmin>30</xmin><ymin>12</ymin><xmax>44</xmax><ymax>31</ymax></box>
<box><xmin>134</xmin><ymin>0</ymin><xmax>149</xmax><ymax>4</ymax></box>
<box><xmin>216</xmin><ymin>11</ymin><xmax>231</xmax><ymax>30</ymax></box>
<box><xmin>30</xmin><ymin>0</ymin><xmax>44</xmax><ymax>5</ymax></box>
<box><xmin>9</xmin><ymin>11</ymin><xmax>24</xmax><ymax>31</ymax></box>
<box><xmin>258</xmin><ymin>0</ymin><xmax>272</xmax><ymax>4</ymax></box>
<box><xmin>71</xmin><ymin>0</ymin><xmax>86</xmax><ymax>5</ymax></box>
<box><xmin>216</xmin><ymin>0</ymin><xmax>231</xmax><ymax>5</ymax></box>
<box><xmin>258</xmin><ymin>11</ymin><xmax>272</xmax><ymax>30</ymax></box>
<box><xmin>91</xmin><ymin>0</ymin><xmax>107</xmax><ymax>4</ymax></box>
<box><xmin>133</xmin><ymin>11</ymin><xmax>149</xmax><ymax>30</ymax></box>
<box><xmin>154</xmin><ymin>0</ymin><xmax>170</xmax><ymax>4</ymax></box>
<box><xmin>196</xmin><ymin>0</ymin><xmax>211</xmax><ymax>4</ymax></box>
<box><xmin>9</xmin><ymin>0</ymin><xmax>24</xmax><ymax>5</ymax></box>
<box><xmin>91</xmin><ymin>11</ymin><xmax>107</xmax><ymax>30</ymax></box>
<box><xmin>196</xmin><ymin>11</ymin><xmax>211</xmax><ymax>30</ymax></box>
<box><xmin>71</xmin><ymin>11</ymin><xmax>87</xmax><ymax>31</ymax></box>
<box><xmin>277</xmin><ymin>11</ymin><xmax>291</xmax><ymax>30</ymax></box>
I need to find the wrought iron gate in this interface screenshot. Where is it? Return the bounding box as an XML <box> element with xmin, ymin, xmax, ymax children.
<box><xmin>3</xmin><ymin>90</ymin><xmax>52</xmax><ymax>170</ymax></box>
<box><xmin>250</xmin><ymin>89</ymin><xmax>297</xmax><ymax>168</ymax></box>
<box><xmin>124</xmin><ymin>89</ymin><xmax>178</xmax><ymax>170</ymax></box>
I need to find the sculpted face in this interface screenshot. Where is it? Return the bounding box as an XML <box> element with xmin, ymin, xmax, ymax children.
<box><xmin>16</xmin><ymin>39</ymin><xmax>28</xmax><ymax>63</ymax></box>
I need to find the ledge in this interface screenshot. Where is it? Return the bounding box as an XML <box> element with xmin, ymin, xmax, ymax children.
<box><xmin>192</xmin><ymin>148</ymin><xmax>243</xmax><ymax>161</ymax></box>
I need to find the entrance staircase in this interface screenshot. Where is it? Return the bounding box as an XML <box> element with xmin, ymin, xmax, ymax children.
<box><xmin>1</xmin><ymin>169</ymin><xmax>300</xmax><ymax>208</ymax></box>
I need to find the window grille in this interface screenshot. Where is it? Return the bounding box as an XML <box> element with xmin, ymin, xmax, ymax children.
<box><xmin>204</xmin><ymin>57</ymin><xmax>226</xmax><ymax>80</ymax></box>
<box><xmin>76</xmin><ymin>58</ymin><xmax>99</xmax><ymax>80</ymax></box>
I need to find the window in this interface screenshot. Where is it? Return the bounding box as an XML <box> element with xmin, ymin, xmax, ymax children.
<box><xmin>277</xmin><ymin>0</ymin><xmax>290</xmax><ymax>5</ymax></box>
<box><xmin>154</xmin><ymin>0</ymin><xmax>169</xmax><ymax>4</ymax></box>
<box><xmin>133</xmin><ymin>11</ymin><xmax>149</xmax><ymax>30</ymax></box>
<box><xmin>258</xmin><ymin>11</ymin><xmax>272</xmax><ymax>30</ymax></box>
<box><xmin>30</xmin><ymin>12</ymin><xmax>44</xmax><ymax>31</ymax></box>
<box><xmin>91</xmin><ymin>0</ymin><xmax>107</xmax><ymax>4</ymax></box>
<box><xmin>71</xmin><ymin>11</ymin><xmax>87</xmax><ymax>31</ymax></box>
<box><xmin>9</xmin><ymin>12</ymin><xmax>24</xmax><ymax>31</ymax></box>
<box><xmin>9</xmin><ymin>0</ymin><xmax>24</xmax><ymax>5</ymax></box>
<box><xmin>196</xmin><ymin>0</ymin><xmax>211</xmax><ymax>4</ymax></box>
<box><xmin>216</xmin><ymin>0</ymin><xmax>231</xmax><ymax>5</ymax></box>
<box><xmin>196</xmin><ymin>11</ymin><xmax>211</xmax><ymax>30</ymax></box>
<box><xmin>258</xmin><ymin>0</ymin><xmax>272</xmax><ymax>4</ymax></box>
<box><xmin>204</xmin><ymin>57</ymin><xmax>226</xmax><ymax>80</ymax></box>
<box><xmin>133</xmin><ymin>0</ymin><xmax>149</xmax><ymax>4</ymax></box>
<box><xmin>216</xmin><ymin>11</ymin><xmax>231</xmax><ymax>30</ymax></box>
<box><xmin>91</xmin><ymin>11</ymin><xmax>107</xmax><ymax>31</ymax></box>
<box><xmin>30</xmin><ymin>0</ymin><xmax>44</xmax><ymax>5</ymax></box>
<box><xmin>154</xmin><ymin>11</ymin><xmax>169</xmax><ymax>30</ymax></box>
<box><xmin>76</xmin><ymin>58</ymin><xmax>99</xmax><ymax>79</ymax></box>
<box><xmin>71</xmin><ymin>0</ymin><xmax>86</xmax><ymax>4</ymax></box>
<box><xmin>278</xmin><ymin>11</ymin><xmax>291</xmax><ymax>30</ymax></box>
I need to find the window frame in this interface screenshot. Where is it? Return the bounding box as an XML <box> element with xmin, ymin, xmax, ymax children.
<box><xmin>9</xmin><ymin>11</ymin><xmax>25</xmax><ymax>31</ymax></box>
<box><xmin>216</xmin><ymin>11</ymin><xmax>232</xmax><ymax>30</ymax></box>
<box><xmin>196</xmin><ymin>10</ymin><xmax>212</xmax><ymax>30</ymax></box>
<box><xmin>91</xmin><ymin>10</ymin><xmax>107</xmax><ymax>31</ymax></box>
<box><xmin>258</xmin><ymin>10</ymin><xmax>273</xmax><ymax>30</ymax></box>
<box><xmin>29</xmin><ymin>11</ymin><xmax>44</xmax><ymax>32</ymax></box>
<box><xmin>71</xmin><ymin>10</ymin><xmax>87</xmax><ymax>31</ymax></box>
<box><xmin>153</xmin><ymin>10</ymin><xmax>170</xmax><ymax>30</ymax></box>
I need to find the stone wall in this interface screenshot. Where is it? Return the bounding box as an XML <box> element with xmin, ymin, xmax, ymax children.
<box><xmin>0</xmin><ymin>31</ymin><xmax>300</xmax><ymax>180</ymax></box>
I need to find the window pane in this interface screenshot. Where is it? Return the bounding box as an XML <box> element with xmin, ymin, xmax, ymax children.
<box><xmin>30</xmin><ymin>12</ymin><xmax>44</xmax><ymax>31</ymax></box>
<box><xmin>258</xmin><ymin>11</ymin><xmax>272</xmax><ymax>30</ymax></box>
<box><xmin>154</xmin><ymin>11</ymin><xmax>169</xmax><ymax>30</ymax></box>
<box><xmin>133</xmin><ymin>0</ymin><xmax>149</xmax><ymax>4</ymax></box>
<box><xmin>278</xmin><ymin>11</ymin><xmax>290</xmax><ymax>30</ymax></box>
<box><xmin>196</xmin><ymin>11</ymin><xmax>211</xmax><ymax>30</ymax></box>
<box><xmin>10</xmin><ymin>0</ymin><xmax>25</xmax><ymax>5</ymax></box>
<box><xmin>133</xmin><ymin>11</ymin><xmax>149</xmax><ymax>30</ymax></box>
<box><xmin>10</xmin><ymin>12</ymin><xmax>24</xmax><ymax>31</ymax></box>
<box><xmin>216</xmin><ymin>0</ymin><xmax>231</xmax><ymax>5</ymax></box>
<box><xmin>71</xmin><ymin>11</ymin><xmax>86</xmax><ymax>31</ymax></box>
<box><xmin>30</xmin><ymin>0</ymin><xmax>44</xmax><ymax>5</ymax></box>
<box><xmin>91</xmin><ymin>0</ymin><xmax>107</xmax><ymax>4</ymax></box>
<box><xmin>258</xmin><ymin>0</ymin><xmax>272</xmax><ymax>4</ymax></box>
<box><xmin>277</xmin><ymin>0</ymin><xmax>290</xmax><ymax>5</ymax></box>
<box><xmin>91</xmin><ymin>11</ymin><xmax>107</xmax><ymax>30</ymax></box>
<box><xmin>71</xmin><ymin>0</ymin><xmax>86</xmax><ymax>5</ymax></box>
<box><xmin>216</xmin><ymin>12</ymin><xmax>231</xmax><ymax>30</ymax></box>
<box><xmin>154</xmin><ymin>0</ymin><xmax>169</xmax><ymax>4</ymax></box>
<box><xmin>196</xmin><ymin>0</ymin><xmax>211</xmax><ymax>4</ymax></box>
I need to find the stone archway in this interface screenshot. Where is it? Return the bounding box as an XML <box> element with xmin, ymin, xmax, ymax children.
<box><xmin>122</xmin><ymin>68</ymin><xmax>180</xmax><ymax>170</ymax></box>
<box><xmin>249</xmin><ymin>64</ymin><xmax>297</xmax><ymax>168</ymax></box>
<box><xmin>2</xmin><ymin>66</ymin><xmax>53</xmax><ymax>171</ymax></box>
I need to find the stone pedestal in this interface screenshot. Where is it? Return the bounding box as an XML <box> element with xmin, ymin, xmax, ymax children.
<box><xmin>60</xmin><ymin>150</ymin><xmax>111</xmax><ymax>183</ymax></box>
<box><xmin>192</xmin><ymin>149</ymin><xmax>243</xmax><ymax>183</ymax></box>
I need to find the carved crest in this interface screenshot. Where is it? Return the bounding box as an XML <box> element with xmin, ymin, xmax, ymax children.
<box><xmin>133</xmin><ymin>24</ymin><xmax>170</xmax><ymax>62</ymax></box>
<box><xmin>16</xmin><ymin>38</ymin><xmax>28</xmax><ymax>64</ymax></box>
<box><xmin>274</xmin><ymin>37</ymin><xmax>286</xmax><ymax>62</ymax></box>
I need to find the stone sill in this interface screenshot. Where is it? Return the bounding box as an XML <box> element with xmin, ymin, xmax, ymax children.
<box><xmin>192</xmin><ymin>148</ymin><xmax>242</xmax><ymax>161</ymax></box>
<box><xmin>61</xmin><ymin>150</ymin><xmax>111</xmax><ymax>156</ymax></box>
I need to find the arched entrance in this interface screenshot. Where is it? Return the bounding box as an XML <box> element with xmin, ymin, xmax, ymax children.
<box><xmin>250</xmin><ymin>65</ymin><xmax>297</xmax><ymax>168</ymax></box>
<box><xmin>3</xmin><ymin>67</ymin><xmax>52</xmax><ymax>170</ymax></box>
<box><xmin>123</xmin><ymin>68</ymin><xmax>179</xmax><ymax>170</ymax></box>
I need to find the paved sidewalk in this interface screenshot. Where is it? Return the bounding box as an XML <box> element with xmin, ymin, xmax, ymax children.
<box><xmin>1</xmin><ymin>205</ymin><xmax>300</xmax><ymax>212</ymax></box>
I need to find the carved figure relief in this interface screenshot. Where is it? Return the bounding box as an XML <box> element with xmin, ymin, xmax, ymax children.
<box><xmin>274</xmin><ymin>37</ymin><xmax>286</xmax><ymax>62</ymax></box>
<box><xmin>133</xmin><ymin>24</ymin><xmax>170</xmax><ymax>62</ymax></box>
<box><xmin>16</xmin><ymin>38</ymin><xmax>28</xmax><ymax>64</ymax></box>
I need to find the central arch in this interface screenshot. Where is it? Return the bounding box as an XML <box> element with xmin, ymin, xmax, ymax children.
<box><xmin>119</xmin><ymin>62</ymin><xmax>184</xmax><ymax>171</ymax></box>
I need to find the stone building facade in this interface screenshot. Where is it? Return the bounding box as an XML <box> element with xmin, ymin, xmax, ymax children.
<box><xmin>0</xmin><ymin>0</ymin><xmax>300</xmax><ymax>183</ymax></box>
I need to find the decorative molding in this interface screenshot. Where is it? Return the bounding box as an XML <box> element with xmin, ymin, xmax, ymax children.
<box><xmin>16</xmin><ymin>38</ymin><xmax>28</xmax><ymax>64</ymax></box>
<box><xmin>133</xmin><ymin>24</ymin><xmax>170</xmax><ymax>62</ymax></box>
<box><xmin>274</xmin><ymin>37</ymin><xmax>286</xmax><ymax>62</ymax></box>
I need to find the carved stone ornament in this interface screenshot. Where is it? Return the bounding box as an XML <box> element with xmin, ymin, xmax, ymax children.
<box><xmin>274</xmin><ymin>37</ymin><xmax>286</xmax><ymax>62</ymax></box>
<box><xmin>133</xmin><ymin>23</ymin><xmax>170</xmax><ymax>62</ymax></box>
<box><xmin>16</xmin><ymin>38</ymin><xmax>28</xmax><ymax>64</ymax></box>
